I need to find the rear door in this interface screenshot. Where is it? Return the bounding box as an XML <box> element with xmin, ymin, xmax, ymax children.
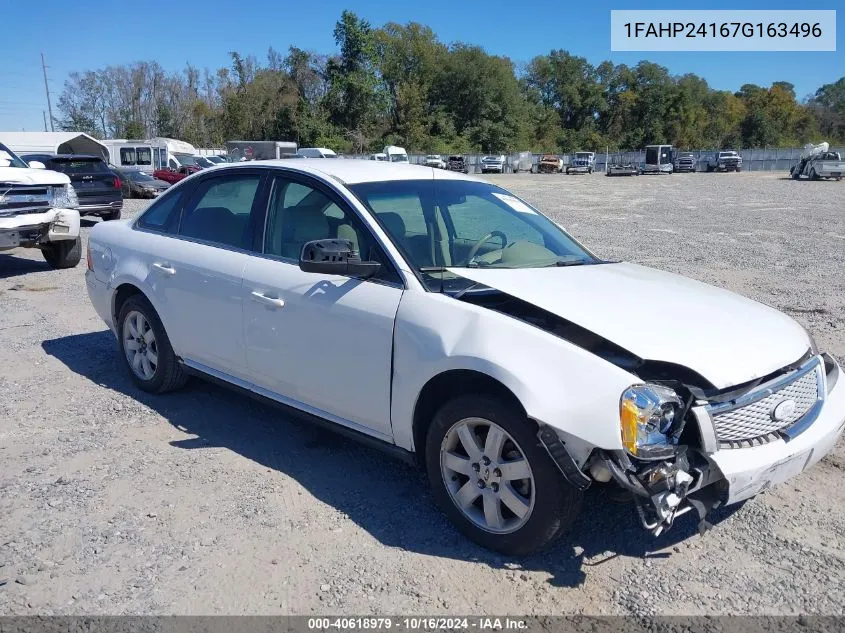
<box><xmin>140</xmin><ymin>170</ymin><xmax>268</xmax><ymax>378</ymax></box>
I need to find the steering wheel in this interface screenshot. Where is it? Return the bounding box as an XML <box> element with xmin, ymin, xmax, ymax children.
<box><xmin>465</xmin><ymin>230</ymin><xmax>508</xmax><ymax>265</ymax></box>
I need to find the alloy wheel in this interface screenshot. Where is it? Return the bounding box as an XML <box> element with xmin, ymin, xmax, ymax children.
<box><xmin>123</xmin><ymin>310</ymin><xmax>158</xmax><ymax>381</ymax></box>
<box><xmin>440</xmin><ymin>417</ymin><xmax>535</xmax><ymax>534</ymax></box>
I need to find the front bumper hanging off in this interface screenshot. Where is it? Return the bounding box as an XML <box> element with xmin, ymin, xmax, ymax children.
<box><xmin>589</xmin><ymin>353</ymin><xmax>845</xmax><ymax>535</ymax></box>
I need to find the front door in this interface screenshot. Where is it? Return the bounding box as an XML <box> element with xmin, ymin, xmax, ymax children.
<box><xmin>242</xmin><ymin>174</ymin><xmax>403</xmax><ymax>439</ymax></box>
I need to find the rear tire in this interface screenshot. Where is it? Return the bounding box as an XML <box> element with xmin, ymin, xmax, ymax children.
<box><xmin>117</xmin><ymin>294</ymin><xmax>188</xmax><ymax>394</ymax></box>
<box><xmin>425</xmin><ymin>394</ymin><xmax>583</xmax><ymax>556</ymax></box>
<box><xmin>41</xmin><ymin>237</ymin><xmax>81</xmax><ymax>269</ymax></box>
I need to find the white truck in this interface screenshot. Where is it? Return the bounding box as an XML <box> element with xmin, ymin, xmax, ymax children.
<box><xmin>225</xmin><ymin>141</ymin><xmax>298</xmax><ymax>161</ymax></box>
<box><xmin>0</xmin><ymin>141</ymin><xmax>82</xmax><ymax>268</ymax></box>
<box><xmin>383</xmin><ymin>145</ymin><xmax>409</xmax><ymax>163</ymax></box>
<box><xmin>101</xmin><ymin>140</ymin><xmax>156</xmax><ymax>174</ymax></box>
<box><xmin>790</xmin><ymin>143</ymin><xmax>844</xmax><ymax>181</ymax></box>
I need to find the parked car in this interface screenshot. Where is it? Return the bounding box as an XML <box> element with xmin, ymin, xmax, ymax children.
<box><xmin>480</xmin><ymin>155</ymin><xmax>505</xmax><ymax>174</ymax></box>
<box><xmin>565</xmin><ymin>152</ymin><xmax>595</xmax><ymax>175</ymax></box>
<box><xmin>512</xmin><ymin>152</ymin><xmax>534</xmax><ymax>174</ymax></box>
<box><xmin>193</xmin><ymin>156</ymin><xmax>216</xmax><ymax>169</ymax></box>
<box><xmin>114</xmin><ymin>167</ymin><xmax>171</xmax><ymax>199</ymax></box>
<box><xmin>85</xmin><ymin>160</ymin><xmax>845</xmax><ymax>555</ymax></box>
<box><xmin>204</xmin><ymin>156</ymin><xmax>227</xmax><ymax>165</ymax></box>
<box><xmin>538</xmin><ymin>154</ymin><xmax>563</xmax><ymax>174</ymax></box>
<box><xmin>424</xmin><ymin>155</ymin><xmax>447</xmax><ymax>169</ymax></box>
<box><xmin>706</xmin><ymin>151</ymin><xmax>742</xmax><ymax>172</ymax></box>
<box><xmin>674</xmin><ymin>152</ymin><xmax>697</xmax><ymax>173</ymax></box>
<box><xmin>446</xmin><ymin>155</ymin><xmax>468</xmax><ymax>173</ymax></box>
<box><xmin>790</xmin><ymin>142</ymin><xmax>844</xmax><ymax>181</ymax></box>
<box><xmin>153</xmin><ymin>165</ymin><xmax>201</xmax><ymax>185</ymax></box>
<box><xmin>298</xmin><ymin>148</ymin><xmax>338</xmax><ymax>159</ymax></box>
<box><xmin>22</xmin><ymin>153</ymin><xmax>123</xmax><ymax>220</ymax></box>
<box><xmin>0</xmin><ymin>142</ymin><xmax>81</xmax><ymax>268</ymax></box>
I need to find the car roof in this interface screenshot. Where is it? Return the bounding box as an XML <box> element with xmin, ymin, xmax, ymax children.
<box><xmin>206</xmin><ymin>159</ymin><xmax>484</xmax><ymax>185</ymax></box>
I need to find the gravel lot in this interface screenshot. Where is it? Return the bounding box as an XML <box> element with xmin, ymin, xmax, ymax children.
<box><xmin>1</xmin><ymin>171</ymin><xmax>844</xmax><ymax>616</ymax></box>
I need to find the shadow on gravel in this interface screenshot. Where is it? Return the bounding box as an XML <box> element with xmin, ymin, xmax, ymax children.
<box><xmin>43</xmin><ymin>329</ymin><xmax>742</xmax><ymax>588</ymax></box>
<box><xmin>0</xmin><ymin>253</ymin><xmax>51</xmax><ymax>278</ymax></box>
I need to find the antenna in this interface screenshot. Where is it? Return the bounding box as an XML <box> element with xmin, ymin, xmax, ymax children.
<box><xmin>41</xmin><ymin>52</ymin><xmax>55</xmax><ymax>132</ymax></box>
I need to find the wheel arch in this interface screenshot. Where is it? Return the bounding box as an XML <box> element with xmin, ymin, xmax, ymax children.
<box><xmin>411</xmin><ymin>369</ymin><xmax>529</xmax><ymax>467</ymax></box>
<box><xmin>111</xmin><ymin>282</ymin><xmax>147</xmax><ymax>328</ymax></box>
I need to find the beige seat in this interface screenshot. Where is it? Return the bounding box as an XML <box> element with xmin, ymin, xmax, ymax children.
<box><xmin>274</xmin><ymin>204</ymin><xmax>331</xmax><ymax>259</ymax></box>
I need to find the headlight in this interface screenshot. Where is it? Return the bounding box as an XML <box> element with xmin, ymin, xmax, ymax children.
<box><xmin>49</xmin><ymin>184</ymin><xmax>78</xmax><ymax>209</ymax></box>
<box><xmin>620</xmin><ymin>384</ymin><xmax>682</xmax><ymax>460</ymax></box>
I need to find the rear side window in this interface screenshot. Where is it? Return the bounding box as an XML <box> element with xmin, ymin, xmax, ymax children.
<box><xmin>136</xmin><ymin>190</ymin><xmax>185</xmax><ymax>234</ymax></box>
<box><xmin>179</xmin><ymin>175</ymin><xmax>262</xmax><ymax>250</ymax></box>
<box><xmin>120</xmin><ymin>148</ymin><xmax>136</xmax><ymax>165</ymax></box>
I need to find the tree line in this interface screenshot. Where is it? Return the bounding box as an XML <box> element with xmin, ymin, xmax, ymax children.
<box><xmin>57</xmin><ymin>11</ymin><xmax>845</xmax><ymax>154</ymax></box>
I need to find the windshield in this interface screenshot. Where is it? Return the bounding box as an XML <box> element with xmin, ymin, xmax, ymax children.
<box><xmin>176</xmin><ymin>154</ymin><xmax>197</xmax><ymax>166</ymax></box>
<box><xmin>575</xmin><ymin>153</ymin><xmax>591</xmax><ymax>159</ymax></box>
<box><xmin>0</xmin><ymin>142</ymin><xmax>29</xmax><ymax>168</ymax></box>
<box><xmin>194</xmin><ymin>156</ymin><xmax>213</xmax><ymax>168</ymax></box>
<box><xmin>389</xmin><ymin>154</ymin><xmax>409</xmax><ymax>163</ymax></box>
<box><xmin>205</xmin><ymin>156</ymin><xmax>224</xmax><ymax>164</ymax></box>
<box><xmin>349</xmin><ymin>179</ymin><xmax>599</xmax><ymax>278</ymax></box>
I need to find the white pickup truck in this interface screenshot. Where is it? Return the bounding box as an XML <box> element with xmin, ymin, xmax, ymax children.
<box><xmin>0</xmin><ymin>142</ymin><xmax>82</xmax><ymax>268</ymax></box>
<box><xmin>790</xmin><ymin>142</ymin><xmax>844</xmax><ymax>181</ymax></box>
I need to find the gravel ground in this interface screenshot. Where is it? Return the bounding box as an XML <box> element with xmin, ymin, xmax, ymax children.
<box><xmin>0</xmin><ymin>172</ymin><xmax>843</xmax><ymax>616</ymax></box>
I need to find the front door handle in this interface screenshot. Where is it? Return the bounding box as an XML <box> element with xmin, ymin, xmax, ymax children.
<box><xmin>251</xmin><ymin>291</ymin><xmax>285</xmax><ymax>309</ymax></box>
<box><xmin>151</xmin><ymin>262</ymin><xmax>175</xmax><ymax>276</ymax></box>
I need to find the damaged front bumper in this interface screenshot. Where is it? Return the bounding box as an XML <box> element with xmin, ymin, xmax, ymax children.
<box><xmin>578</xmin><ymin>353</ymin><xmax>845</xmax><ymax>535</ymax></box>
<box><xmin>0</xmin><ymin>208</ymin><xmax>81</xmax><ymax>250</ymax></box>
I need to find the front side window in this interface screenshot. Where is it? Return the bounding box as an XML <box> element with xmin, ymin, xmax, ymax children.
<box><xmin>349</xmin><ymin>180</ymin><xmax>598</xmax><ymax>277</ymax></box>
<box><xmin>120</xmin><ymin>148</ymin><xmax>136</xmax><ymax>165</ymax></box>
<box><xmin>168</xmin><ymin>158</ymin><xmax>178</xmax><ymax>169</ymax></box>
<box><xmin>179</xmin><ymin>174</ymin><xmax>261</xmax><ymax>249</ymax></box>
<box><xmin>264</xmin><ymin>176</ymin><xmax>400</xmax><ymax>283</ymax></box>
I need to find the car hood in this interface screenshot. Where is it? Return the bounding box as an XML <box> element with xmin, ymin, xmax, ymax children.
<box><xmin>449</xmin><ymin>262</ymin><xmax>811</xmax><ymax>390</ymax></box>
<box><xmin>0</xmin><ymin>167</ymin><xmax>70</xmax><ymax>186</ymax></box>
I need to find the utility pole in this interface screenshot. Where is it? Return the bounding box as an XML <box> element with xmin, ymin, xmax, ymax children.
<box><xmin>43</xmin><ymin>111</ymin><xmax>48</xmax><ymax>132</ymax></box>
<box><xmin>41</xmin><ymin>52</ymin><xmax>54</xmax><ymax>132</ymax></box>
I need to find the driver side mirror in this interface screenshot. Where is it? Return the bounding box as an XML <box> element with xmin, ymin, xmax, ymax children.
<box><xmin>299</xmin><ymin>239</ymin><xmax>381</xmax><ymax>279</ymax></box>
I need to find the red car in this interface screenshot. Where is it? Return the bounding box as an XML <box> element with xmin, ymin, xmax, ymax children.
<box><xmin>153</xmin><ymin>165</ymin><xmax>201</xmax><ymax>184</ymax></box>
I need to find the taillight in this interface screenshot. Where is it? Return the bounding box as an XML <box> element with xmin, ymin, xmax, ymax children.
<box><xmin>114</xmin><ymin>177</ymin><xmax>121</xmax><ymax>190</ymax></box>
<box><xmin>86</xmin><ymin>243</ymin><xmax>93</xmax><ymax>271</ymax></box>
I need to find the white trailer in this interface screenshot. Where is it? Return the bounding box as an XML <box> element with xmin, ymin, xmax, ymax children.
<box><xmin>225</xmin><ymin>140</ymin><xmax>297</xmax><ymax>161</ymax></box>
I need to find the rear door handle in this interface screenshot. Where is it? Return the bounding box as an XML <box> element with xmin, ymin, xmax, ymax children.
<box><xmin>151</xmin><ymin>262</ymin><xmax>176</xmax><ymax>276</ymax></box>
<box><xmin>251</xmin><ymin>291</ymin><xmax>285</xmax><ymax>309</ymax></box>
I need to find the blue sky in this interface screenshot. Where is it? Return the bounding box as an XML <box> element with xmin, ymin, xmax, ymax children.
<box><xmin>0</xmin><ymin>0</ymin><xmax>841</xmax><ymax>132</ymax></box>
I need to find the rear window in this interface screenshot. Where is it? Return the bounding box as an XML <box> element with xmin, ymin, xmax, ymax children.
<box><xmin>49</xmin><ymin>158</ymin><xmax>111</xmax><ymax>174</ymax></box>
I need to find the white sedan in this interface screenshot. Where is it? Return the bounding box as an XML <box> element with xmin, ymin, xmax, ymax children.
<box><xmin>85</xmin><ymin>160</ymin><xmax>845</xmax><ymax>554</ymax></box>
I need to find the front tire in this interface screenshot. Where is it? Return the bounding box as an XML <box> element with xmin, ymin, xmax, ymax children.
<box><xmin>426</xmin><ymin>395</ymin><xmax>583</xmax><ymax>555</ymax></box>
<box><xmin>41</xmin><ymin>237</ymin><xmax>81</xmax><ymax>269</ymax></box>
<box><xmin>117</xmin><ymin>294</ymin><xmax>188</xmax><ymax>393</ymax></box>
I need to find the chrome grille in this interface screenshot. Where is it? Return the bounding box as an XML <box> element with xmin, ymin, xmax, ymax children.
<box><xmin>709</xmin><ymin>360</ymin><xmax>822</xmax><ymax>446</ymax></box>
